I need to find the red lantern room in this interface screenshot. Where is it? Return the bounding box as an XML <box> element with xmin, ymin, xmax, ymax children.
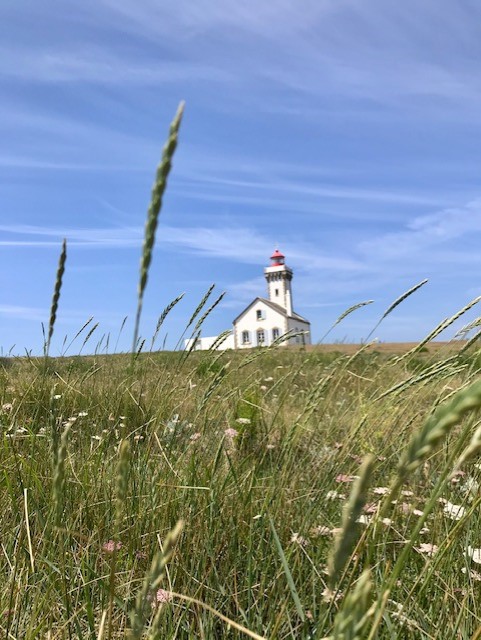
<box><xmin>270</xmin><ymin>249</ymin><xmax>285</xmax><ymax>266</ymax></box>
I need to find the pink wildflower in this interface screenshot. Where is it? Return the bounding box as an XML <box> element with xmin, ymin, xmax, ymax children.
<box><xmin>364</xmin><ymin>503</ymin><xmax>378</xmax><ymax>514</ymax></box>
<box><xmin>102</xmin><ymin>540</ymin><xmax>122</xmax><ymax>553</ymax></box>
<box><xmin>190</xmin><ymin>432</ymin><xmax>201</xmax><ymax>442</ymax></box>
<box><xmin>156</xmin><ymin>588</ymin><xmax>172</xmax><ymax>604</ymax></box>
<box><xmin>335</xmin><ymin>474</ymin><xmax>357</xmax><ymax>483</ymax></box>
<box><xmin>224</xmin><ymin>428</ymin><xmax>239</xmax><ymax>438</ymax></box>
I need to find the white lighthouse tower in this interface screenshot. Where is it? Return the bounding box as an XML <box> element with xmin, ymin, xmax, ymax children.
<box><xmin>264</xmin><ymin>249</ymin><xmax>293</xmax><ymax>315</ymax></box>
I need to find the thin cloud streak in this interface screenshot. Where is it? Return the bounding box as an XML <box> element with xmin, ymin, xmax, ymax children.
<box><xmin>359</xmin><ymin>198</ymin><xmax>481</xmax><ymax>260</ymax></box>
<box><xmin>0</xmin><ymin>305</ymin><xmax>46</xmax><ymax>322</ymax></box>
<box><xmin>0</xmin><ymin>46</ymin><xmax>233</xmax><ymax>86</ymax></box>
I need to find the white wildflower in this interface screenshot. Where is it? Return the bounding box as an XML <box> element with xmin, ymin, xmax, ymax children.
<box><xmin>467</xmin><ymin>546</ymin><xmax>481</xmax><ymax>564</ymax></box>
<box><xmin>414</xmin><ymin>543</ymin><xmax>438</xmax><ymax>557</ymax></box>
<box><xmin>326</xmin><ymin>490</ymin><xmax>345</xmax><ymax>500</ymax></box>
<box><xmin>461</xmin><ymin>567</ymin><xmax>481</xmax><ymax>581</ymax></box>
<box><xmin>291</xmin><ymin>532</ymin><xmax>308</xmax><ymax>547</ymax></box>
<box><xmin>443</xmin><ymin>501</ymin><xmax>466</xmax><ymax>521</ymax></box>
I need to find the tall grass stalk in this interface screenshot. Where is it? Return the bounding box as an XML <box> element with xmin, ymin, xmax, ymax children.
<box><xmin>45</xmin><ymin>239</ymin><xmax>67</xmax><ymax>357</ymax></box>
<box><xmin>132</xmin><ymin>102</ymin><xmax>184</xmax><ymax>356</ymax></box>
<box><xmin>320</xmin><ymin>300</ymin><xmax>373</xmax><ymax>343</ymax></box>
<box><xmin>366</xmin><ymin>278</ymin><xmax>428</xmax><ymax>341</ymax></box>
<box><xmin>395</xmin><ymin>294</ymin><xmax>481</xmax><ymax>363</ymax></box>
<box><xmin>328</xmin><ymin>455</ymin><xmax>374</xmax><ymax>589</ymax></box>
<box><xmin>129</xmin><ymin>520</ymin><xmax>183</xmax><ymax>639</ymax></box>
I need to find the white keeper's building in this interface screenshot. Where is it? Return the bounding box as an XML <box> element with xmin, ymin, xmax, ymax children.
<box><xmin>185</xmin><ymin>249</ymin><xmax>311</xmax><ymax>350</ymax></box>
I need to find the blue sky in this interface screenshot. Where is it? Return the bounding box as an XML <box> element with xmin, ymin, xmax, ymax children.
<box><xmin>2</xmin><ymin>0</ymin><xmax>481</xmax><ymax>354</ymax></box>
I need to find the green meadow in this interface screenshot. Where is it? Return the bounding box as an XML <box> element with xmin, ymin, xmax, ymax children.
<box><xmin>2</xmin><ymin>105</ymin><xmax>481</xmax><ymax>639</ymax></box>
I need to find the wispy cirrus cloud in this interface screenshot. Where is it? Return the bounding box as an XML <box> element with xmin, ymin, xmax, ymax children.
<box><xmin>5</xmin><ymin>0</ymin><xmax>481</xmax><ymax>119</ymax></box>
<box><xmin>0</xmin><ymin>222</ymin><xmax>362</xmax><ymax>271</ymax></box>
<box><xmin>359</xmin><ymin>198</ymin><xmax>481</xmax><ymax>261</ymax></box>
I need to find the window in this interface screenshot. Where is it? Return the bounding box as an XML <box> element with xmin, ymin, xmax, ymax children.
<box><xmin>242</xmin><ymin>330</ymin><xmax>250</xmax><ymax>344</ymax></box>
<box><xmin>295</xmin><ymin>327</ymin><xmax>300</xmax><ymax>344</ymax></box>
<box><xmin>257</xmin><ymin>329</ymin><xmax>265</xmax><ymax>345</ymax></box>
<box><xmin>256</xmin><ymin>309</ymin><xmax>265</xmax><ymax>320</ymax></box>
<box><xmin>275</xmin><ymin>288</ymin><xmax>279</xmax><ymax>297</ymax></box>
<box><xmin>272</xmin><ymin>327</ymin><xmax>280</xmax><ymax>341</ymax></box>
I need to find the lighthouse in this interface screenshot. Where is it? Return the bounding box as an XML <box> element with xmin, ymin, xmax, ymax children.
<box><xmin>184</xmin><ymin>248</ymin><xmax>311</xmax><ymax>350</ymax></box>
<box><xmin>264</xmin><ymin>249</ymin><xmax>294</xmax><ymax>316</ymax></box>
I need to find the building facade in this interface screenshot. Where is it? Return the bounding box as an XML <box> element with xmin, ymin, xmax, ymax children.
<box><xmin>185</xmin><ymin>249</ymin><xmax>311</xmax><ymax>350</ymax></box>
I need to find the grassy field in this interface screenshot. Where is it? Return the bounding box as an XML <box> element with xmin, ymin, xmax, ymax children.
<box><xmin>2</xmin><ymin>341</ymin><xmax>481</xmax><ymax>639</ymax></box>
<box><xmin>3</xmin><ymin>105</ymin><xmax>481</xmax><ymax>639</ymax></box>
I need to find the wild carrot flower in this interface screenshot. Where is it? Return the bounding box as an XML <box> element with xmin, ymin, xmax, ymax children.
<box><xmin>326</xmin><ymin>490</ymin><xmax>345</xmax><ymax>500</ymax></box>
<box><xmin>356</xmin><ymin>515</ymin><xmax>371</xmax><ymax>525</ymax></box>
<box><xmin>291</xmin><ymin>532</ymin><xmax>308</xmax><ymax>547</ymax></box>
<box><xmin>461</xmin><ymin>567</ymin><xmax>481</xmax><ymax>581</ymax></box>
<box><xmin>224</xmin><ymin>428</ymin><xmax>239</xmax><ymax>438</ymax></box>
<box><xmin>373</xmin><ymin>486</ymin><xmax>389</xmax><ymax>495</ymax></box>
<box><xmin>310</xmin><ymin>525</ymin><xmax>331</xmax><ymax>537</ymax></box>
<box><xmin>414</xmin><ymin>543</ymin><xmax>438</xmax><ymax>557</ymax></box>
<box><xmin>322</xmin><ymin>587</ymin><xmax>343</xmax><ymax>603</ymax></box>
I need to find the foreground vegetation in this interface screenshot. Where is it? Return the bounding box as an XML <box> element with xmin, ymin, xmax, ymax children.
<box><xmin>2</xmin><ymin>340</ymin><xmax>481</xmax><ymax>639</ymax></box>
<box><xmin>3</xmin><ymin>104</ymin><xmax>481</xmax><ymax>638</ymax></box>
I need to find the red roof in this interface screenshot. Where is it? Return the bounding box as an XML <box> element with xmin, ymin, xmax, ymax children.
<box><xmin>270</xmin><ymin>249</ymin><xmax>285</xmax><ymax>261</ymax></box>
